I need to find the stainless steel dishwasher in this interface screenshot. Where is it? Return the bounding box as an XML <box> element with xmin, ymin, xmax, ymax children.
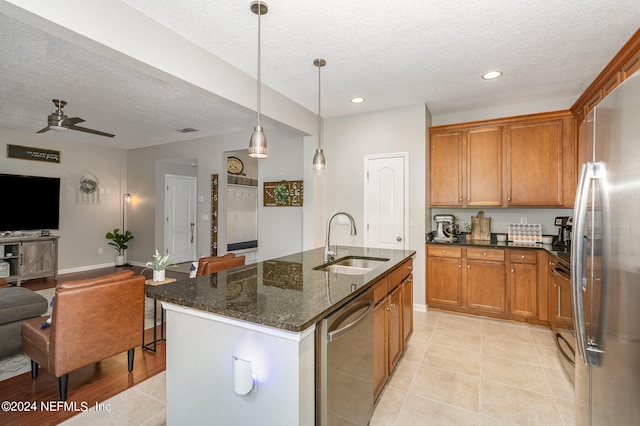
<box><xmin>316</xmin><ymin>287</ymin><xmax>374</xmax><ymax>425</ymax></box>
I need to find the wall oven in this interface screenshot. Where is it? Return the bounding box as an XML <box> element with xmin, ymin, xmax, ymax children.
<box><xmin>552</xmin><ymin>251</ymin><xmax>575</xmax><ymax>384</ymax></box>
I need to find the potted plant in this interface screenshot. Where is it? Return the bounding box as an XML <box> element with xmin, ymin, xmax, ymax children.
<box><xmin>105</xmin><ymin>228</ymin><xmax>134</xmax><ymax>266</ymax></box>
<box><xmin>145</xmin><ymin>249</ymin><xmax>175</xmax><ymax>282</ymax></box>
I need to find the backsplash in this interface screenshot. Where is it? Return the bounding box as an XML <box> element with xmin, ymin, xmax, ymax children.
<box><xmin>430</xmin><ymin>208</ymin><xmax>573</xmax><ymax>236</ymax></box>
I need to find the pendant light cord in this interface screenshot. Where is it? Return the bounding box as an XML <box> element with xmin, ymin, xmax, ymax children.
<box><xmin>256</xmin><ymin>5</ymin><xmax>262</xmax><ymax>127</ymax></box>
<box><xmin>317</xmin><ymin>63</ymin><xmax>322</xmax><ymax>150</ymax></box>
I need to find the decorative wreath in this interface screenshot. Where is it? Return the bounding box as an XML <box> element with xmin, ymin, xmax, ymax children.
<box><xmin>274</xmin><ymin>183</ymin><xmax>289</xmax><ymax>204</ymax></box>
<box><xmin>79</xmin><ymin>178</ymin><xmax>98</xmax><ymax>194</ymax></box>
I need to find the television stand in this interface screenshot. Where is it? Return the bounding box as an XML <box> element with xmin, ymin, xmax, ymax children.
<box><xmin>0</xmin><ymin>236</ymin><xmax>59</xmax><ymax>286</ymax></box>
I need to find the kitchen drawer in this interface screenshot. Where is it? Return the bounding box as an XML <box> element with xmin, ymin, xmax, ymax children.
<box><xmin>427</xmin><ymin>245</ymin><xmax>462</xmax><ymax>259</ymax></box>
<box><xmin>509</xmin><ymin>249</ymin><xmax>537</xmax><ymax>264</ymax></box>
<box><xmin>373</xmin><ymin>275</ymin><xmax>389</xmax><ymax>305</ymax></box>
<box><xmin>389</xmin><ymin>266</ymin><xmax>403</xmax><ymax>292</ymax></box>
<box><xmin>467</xmin><ymin>247</ymin><xmax>504</xmax><ymax>262</ymax></box>
<box><xmin>400</xmin><ymin>258</ymin><xmax>413</xmax><ymax>281</ymax></box>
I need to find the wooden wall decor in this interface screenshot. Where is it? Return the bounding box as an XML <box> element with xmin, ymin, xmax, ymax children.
<box><xmin>263</xmin><ymin>180</ymin><xmax>303</xmax><ymax>206</ymax></box>
<box><xmin>210</xmin><ymin>174</ymin><xmax>219</xmax><ymax>256</ymax></box>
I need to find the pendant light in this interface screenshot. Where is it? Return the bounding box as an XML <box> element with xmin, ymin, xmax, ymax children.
<box><xmin>312</xmin><ymin>58</ymin><xmax>327</xmax><ymax>171</ymax></box>
<box><xmin>248</xmin><ymin>1</ymin><xmax>268</xmax><ymax>158</ymax></box>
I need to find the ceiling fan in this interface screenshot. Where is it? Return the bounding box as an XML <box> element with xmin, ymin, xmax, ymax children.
<box><xmin>37</xmin><ymin>99</ymin><xmax>115</xmax><ymax>137</ymax></box>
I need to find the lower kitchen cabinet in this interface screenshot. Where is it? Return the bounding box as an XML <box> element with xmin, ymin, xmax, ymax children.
<box><xmin>373</xmin><ymin>294</ymin><xmax>388</xmax><ymax>399</ymax></box>
<box><xmin>402</xmin><ymin>273</ymin><xmax>413</xmax><ymax>347</ymax></box>
<box><xmin>426</xmin><ymin>246</ymin><xmax>462</xmax><ymax>307</ymax></box>
<box><xmin>387</xmin><ymin>285</ymin><xmax>403</xmax><ymax>371</ymax></box>
<box><xmin>466</xmin><ymin>248</ymin><xmax>505</xmax><ymax>313</ymax></box>
<box><xmin>427</xmin><ymin>244</ymin><xmax>548</xmax><ymax>325</ymax></box>
<box><xmin>373</xmin><ymin>258</ymin><xmax>414</xmax><ymax>400</ymax></box>
<box><xmin>508</xmin><ymin>250</ymin><xmax>538</xmax><ymax>319</ymax></box>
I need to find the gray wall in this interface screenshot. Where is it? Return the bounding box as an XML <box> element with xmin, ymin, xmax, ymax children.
<box><xmin>323</xmin><ymin>103</ymin><xmax>429</xmax><ymax>309</ymax></box>
<box><xmin>0</xmin><ymin>127</ymin><xmax>127</xmax><ymax>271</ymax></box>
<box><xmin>126</xmin><ymin>128</ymin><xmax>306</xmax><ymax>265</ymax></box>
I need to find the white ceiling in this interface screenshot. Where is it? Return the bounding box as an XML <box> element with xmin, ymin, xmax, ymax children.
<box><xmin>0</xmin><ymin>0</ymin><xmax>638</xmax><ymax>149</ymax></box>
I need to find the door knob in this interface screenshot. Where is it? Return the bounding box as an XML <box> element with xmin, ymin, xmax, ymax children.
<box><xmin>396</xmin><ymin>236</ymin><xmax>402</xmax><ymax>242</ymax></box>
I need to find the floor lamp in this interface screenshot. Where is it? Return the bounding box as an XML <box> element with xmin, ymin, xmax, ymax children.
<box><xmin>122</xmin><ymin>193</ymin><xmax>131</xmax><ymax>265</ymax></box>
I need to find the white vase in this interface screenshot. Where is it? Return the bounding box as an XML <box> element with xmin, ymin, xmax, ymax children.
<box><xmin>153</xmin><ymin>269</ymin><xmax>165</xmax><ymax>282</ymax></box>
<box><xmin>115</xmin><ymin>255</ymin><xmax>125</xmax><ymax>266</ymax></box>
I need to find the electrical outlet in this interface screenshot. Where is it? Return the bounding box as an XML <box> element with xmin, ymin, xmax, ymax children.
<box><xmin>98</xmin><ymin>247</ymin><xmax>103</xmax><ymax>254</ymax></box>
<box><xmin>520</xmin><ymin>217</ymin><xmax>527</xmax><ymax>224</ymax></box>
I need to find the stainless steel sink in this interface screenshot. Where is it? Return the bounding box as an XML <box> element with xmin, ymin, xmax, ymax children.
<box><xmin>314</xmin><ymin>256</ymin><xmax>389</xmax><ymax>275</ymax></box>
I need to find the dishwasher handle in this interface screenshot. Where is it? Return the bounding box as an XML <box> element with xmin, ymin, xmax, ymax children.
<box><xmin>327</xmin><ymin>300</ymin><xmax>373</xmax><ymax>342</ymax></box>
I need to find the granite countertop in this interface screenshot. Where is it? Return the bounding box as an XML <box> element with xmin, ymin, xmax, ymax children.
<box><xmin>145</xmin><ymin>246</ymin><xmax>415</xmax><ymax>333</ymax></box>
<box><xmin>427</xmin><ymin>235</ymin><xmax>564</xmax><ymax>257</ymax></box>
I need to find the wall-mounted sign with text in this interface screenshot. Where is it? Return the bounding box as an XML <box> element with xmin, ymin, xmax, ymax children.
<box><xmin>6</xmin><ymin>144</ymin><xmax>61</xmax><ymax>163</ymax></box>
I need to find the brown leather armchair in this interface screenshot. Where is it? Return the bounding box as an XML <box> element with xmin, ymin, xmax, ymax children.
<box><xmin>200</xmin><ymin>255</ymin><xmax>246</xmax><ymax>275</ymax></box>
<box><xmin>21</xmin><ymin>270</ymin><xmax>145</xmax><ymax>400</ymax></box>
<box><xmin>196</xmin><ymin>253</ymin><xmax>236</xmax><ymax>276</ymax></box>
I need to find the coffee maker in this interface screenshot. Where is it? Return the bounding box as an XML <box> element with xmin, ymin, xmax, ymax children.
<box><xmin>433</xmin><ymin>214</ymin><xmax>458</xmax><ymax>243</ymax></box>
<box><xmin>553</xmin><ymin>216</ymin><xmax>572</xmax><ymax>249</ymax></box>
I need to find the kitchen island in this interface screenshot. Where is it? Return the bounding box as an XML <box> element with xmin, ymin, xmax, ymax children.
<box><xmin>146</xmin><ymin>246</ymin><xmax>415</xmax><ymax>425</ymax></box>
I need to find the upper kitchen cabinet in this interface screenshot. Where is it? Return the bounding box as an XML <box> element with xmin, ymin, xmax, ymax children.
<box><xmin>506</xmin><ymin>116</ymin><xmax>573</xmax><ymax>207</ymax></box>
<box><xmin>429</xmin><ymin>111</ymin><xmax>576</xmax><ymax>208</ymax></box>
<box><xmin>429</xmin><ymin>131</ymin><xmax>463</xmax><ymax>206</ymax></box>
<box><xmin>429</xmin><ymin>126</ymin><xmax>502</xmax><ymax>207</ymax></box>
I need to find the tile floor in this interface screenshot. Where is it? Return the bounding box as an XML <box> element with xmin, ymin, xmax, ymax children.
<box><xmin>59</xmin><ymin>309</ymin><xmax>576</xmax><ymax>425</ymax></box>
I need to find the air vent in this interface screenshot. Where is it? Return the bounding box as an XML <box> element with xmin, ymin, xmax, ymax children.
<box><xmin>177</xmin><ymin>128</ymin><xmax>199</xmax><ymax>133</ymax></box>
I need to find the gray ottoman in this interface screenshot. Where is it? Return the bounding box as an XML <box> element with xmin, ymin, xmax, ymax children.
<box><xmin>0</xmin><ymin>287</ymin><xmax>48</xmax><ymax>358</ymax></box>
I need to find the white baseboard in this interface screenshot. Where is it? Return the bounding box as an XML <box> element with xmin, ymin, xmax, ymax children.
<box><xmin>413</xmin><ymin>303</ymin><xmax>428</xmax><ymax>312</ymax></box>
<box><xmin>58</xmin><ymin>263</ymin><xmax>115</xmax><ymax>275</ymax></box>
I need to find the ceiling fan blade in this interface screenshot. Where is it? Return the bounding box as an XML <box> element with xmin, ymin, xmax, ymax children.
<box><xmin>64</xmin><ymin>117</ymin><xmax>85</xmax><ymax>126</ymax></box>
<box><xmin>36</xmin><ymin>126</ymin><xmax>51</xmax><ymax>133</ymax></box>
<box><xmin>68</xmin><ymin>125</ymin><xmax>115</xmax><ymax>138</ymax></box>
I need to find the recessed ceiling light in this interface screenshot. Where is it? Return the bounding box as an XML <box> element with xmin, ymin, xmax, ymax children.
<box><xmin>351</xmin><ymin>97</ymin><xmax>365</xmax><ymax>104</ymax></box>
<box><xmin>482</xmin><ymin>71</ymin><xmax>503</xmax><ymax>80</ymax></box>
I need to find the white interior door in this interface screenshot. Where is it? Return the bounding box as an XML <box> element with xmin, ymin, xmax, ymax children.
<box><xmin>364</xmin><ymin>153</ymin><xmax>408</xmax><ymax>250</ymax></box>
<box><xmin>165</xmin><ymin>174</ymin><xmax>197</xmax><ymax>263</ymax></box>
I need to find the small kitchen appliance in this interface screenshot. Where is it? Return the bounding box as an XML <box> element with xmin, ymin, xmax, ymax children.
<box><xmin>433</xmin><ymin>214</ymin><xmax>458</xmax><ymax>243</ymax></box>
<box><xmin>554</xmin><ymin>216</ymin><xmax>572</xmax><ymax>249</ymax></box>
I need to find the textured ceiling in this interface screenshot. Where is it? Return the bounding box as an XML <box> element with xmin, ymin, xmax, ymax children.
<box><xmin>0</xmin><ymin>0</ymin><xmax>639</xmax><ymax>149</ymax></box>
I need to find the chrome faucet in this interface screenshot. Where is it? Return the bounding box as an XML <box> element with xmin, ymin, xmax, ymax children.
<box><xmin>323</xmin><ymin>212</ymin><xmax>357</xmax><ymax>262</ymax></box>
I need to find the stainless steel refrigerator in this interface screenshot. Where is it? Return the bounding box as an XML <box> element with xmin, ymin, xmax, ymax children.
<box><xmin>572</xmin><ymin>69</ymin><xmax>640</xmax><ymax>425</ymax></box>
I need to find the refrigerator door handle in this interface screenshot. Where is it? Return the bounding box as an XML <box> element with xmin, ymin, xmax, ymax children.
<box><xmin>572</xmin><ymin>161</ymin><xmax>604</xmax><ymax>367</ymax></box>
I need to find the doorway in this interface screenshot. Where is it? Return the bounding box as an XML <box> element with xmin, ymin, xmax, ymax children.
<box><xmin>164</xmin><ymin>174</ymin><xmax>197</xmax><ymax>263</ymax></box>
<box><xmin>225</xmin><ymin>150</ymin><xmax>259</xmax><ymax>263</ymax></box>
<box><xmin>364</xmin><ymin>153</ymin><xmax>409</xmax><ymax>250</ymax></box>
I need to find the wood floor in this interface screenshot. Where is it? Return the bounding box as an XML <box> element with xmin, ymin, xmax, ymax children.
<box><xmin>0</xmin><ymin>266</ymin><xmax>182</xmax><ymax>426</ymax></box>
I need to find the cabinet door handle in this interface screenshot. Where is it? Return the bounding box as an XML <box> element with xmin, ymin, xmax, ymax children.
<box><xmin>458</xmin><ymin>264</ymin><xmax>462</xmax><ymax>268</ymax></box>
<box><xmin>467</xmin><ymin>197</ymin><xmax>470</xmax><ymax>201</ymax></box>
<box><xmin>467</xmin><ymin>265</ymin><xmax>470</xmax><ymax>269</ymax></box>
<box><xmin>483</xmin><ymin>252</ymin><xmax>487</xmax><ymax>256</ymax></box>
<box><xmin>521</xmin><ymin>255</ymin><xmax>526</xmax><ymax>259</ymax></box>
<box><xmin>511</xmin><ymin>268</ymin><xmax>515</xmax><ymax>272</ymax></box>
<box><xmin>441</xmin><ymin>249</ymin><xmax>446</xmax><ymax>254</ymax></box>
<box><xmin>507</xmin><ymin>197</ymin><xmax>511</xmax><ymax>202</ymax></box>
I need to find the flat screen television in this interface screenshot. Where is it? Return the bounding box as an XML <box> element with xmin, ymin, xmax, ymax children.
<box><xmin>0</xmin><ymin>173</ymin><xmax>60</xmax><ymax>232</ymax></box>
